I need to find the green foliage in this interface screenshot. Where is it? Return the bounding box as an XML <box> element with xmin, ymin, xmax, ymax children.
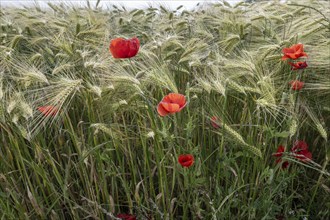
<box><xmin>0</xmin><ymin>0</ymin><xmax>329</xmax><ymax>219</ymax></box>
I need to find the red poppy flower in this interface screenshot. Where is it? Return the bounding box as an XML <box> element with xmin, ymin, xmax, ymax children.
<box><xmin>282</xmin><ymin>44</ymin><xmax>308</xmax><ymax>60</ymax></box>
<box><xmin>109</xmin><ymin>37</ymin><xmax>140</xmax><ymax>59</ymax></box>
<box><xmin>288</xmin><ymin>61</ymin><xmax>308</xmax><ymax>70</ymax></box>
<box><xmin>157</xmin><ymin>93</ymin><xmax>187</xmax><ymax>116</ymax></box>
<box><xmin>178</xmin><ymin>154</ymin><xmax>194</xmax><ymax>168</ymax></box>
<box><xmin>289</xmin><ymin>80</ymin><xmax>304</xmax><ymax>90</ymax></box>
<box><xmin>291</xmin><ymin>140</ymin><xmax>312</xmax><ymax>162</ymax></box>
<box><xmin>37</xmin><ymin>105</ymin><xmax>58</xmax><ymax>117</ymax></box>
<box><xmin>116</xmin><ymin>213</ymin><xmax>136</xmax><ymax>220</ymax></box>
<box><xmin>272</xmin><ymin>145</ymin><xmax>289</xmax><ymax>169</ymax></box>
<box><xmin>210</xmin><ymin>116</ymin><xmax>220</xmax><ymax>128</ymax></box>
<box><xmin>272</xmin><ymin>145</ymin><xmax>285</xmax><ymax>158</ymax></box>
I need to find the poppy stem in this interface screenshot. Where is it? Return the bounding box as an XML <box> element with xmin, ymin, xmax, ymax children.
<box><xmin>182</xmin><ymin>168</ymin><xmax>190</xmax><ymax>219</ymax></box>
<box><xmin>218</xmin><ymin>93</ymin><xmax>228</xmax><ymax>181</ymax></box>
<box><xmin>219</xmin><ymin>93</ymin><xmax>228</xmax><ymax>156</ymax></box>
<box><xmin>292</xmin><ymin>73</ymin><xmax>302</xmax><ymax>140</ymax></box>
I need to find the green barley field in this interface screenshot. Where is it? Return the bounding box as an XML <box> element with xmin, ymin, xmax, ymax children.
<box><xmin>0</xmin><ymin>0</ymin><xmax>329</xmax><ymax>219</ymax></box>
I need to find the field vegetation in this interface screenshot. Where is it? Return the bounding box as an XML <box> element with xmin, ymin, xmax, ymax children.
<box><xmin>0</xmin><ymin>0</ymin><xmax>329</xmax><ymax>219</ymax></box>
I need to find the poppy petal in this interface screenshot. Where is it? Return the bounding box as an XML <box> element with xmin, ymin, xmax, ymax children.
<box><xmin>127</xmin><ymin>37</ymin><xmax>140</xmax><ymax>58</ymax></box>
<box><xmin>166</xmin><ymin>93</ymin><xmax>186</xmax><ymax>107</ymax></box>
<box><xmin>157</xmin><ymin>93</ymin><xmax>186</xmax><ymax>116</ymax></box>
<box><xmin>110</xmin><ymin>39</ymin><xmax>129</xmax><ymax>58</ymax></box>
<box><xmin>292</xmin><ymin>140</ymin><xmax>308</xmax><ymax>151</ymax></box>
<box><xmin>289</xmin><ymin>80</ymin><xmax>304</xmax><ymax>90</ymax></box>
<box><xmin>272</xmin><ymin>145</ymin><xmax>285</xmax><ymax>157</ymax></box>
<box><xmin>289</xmin><ymin>53</ymin><xmax>298</xmax><ymax>59</ymax></box>
<box><xmin>303</xmin><ymin>151</ymin><xmax>312</xmax><ymax>160</ymax></box>
<box><xmin>282</xmin><ymin>44</ymin><xmax>308</xmax><ymax>60</ymax></box>
<box><xmin>110</xmin><ymin>37</ymin><xmax>140</xmax><ymax>58</ymax></box>
<box><xmin>293</xmin><ymin>44</ymin><xmax>303</xmax><ymax>51</ymax></box>
<box><xmin>157</xmin><ymin>103</ymin><xmax>169</xmax><ymax>116</ymax></box>
<box><xmin>110</xmin><ymin>38</ymin><xmax>125</xmax><ymax>47</ymax></box>
<box><xmin>178</xmin><ymin>154</ymin><xmax>194</xmax><ymax>168</ymax></box>
<box><xmin>37</xmin><ymin>106</ymin><xmax>58</xmax><ymax>117</ymax></box>
<box><xmin>211</xmin><ymin>116</ymin><xmax>220</xmax><ymax>128</ymax></box>
<box><xmin>132</xmin><ymin>38</ymin><xmax>140</xmax><ymax>55</ymax></box>
<box><xmin>160</xmin><ymin>102</ymin><xmax>180</xmax><ymax>113</ymax></box>
<box><xmin>117</xmin><ymin>213</ymin><xmax>137</xmax><ymax>220</ymax></box>
<box><xmin>282</xmin><ymin>48</ymin><xmax>294</xmax><ymax>54</ymax></box>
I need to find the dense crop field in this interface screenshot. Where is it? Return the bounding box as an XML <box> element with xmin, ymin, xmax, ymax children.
<box><xmin>0</xmin><ymin>0</ymin><xmax>329</xmax><ymax>219</ymax></box>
